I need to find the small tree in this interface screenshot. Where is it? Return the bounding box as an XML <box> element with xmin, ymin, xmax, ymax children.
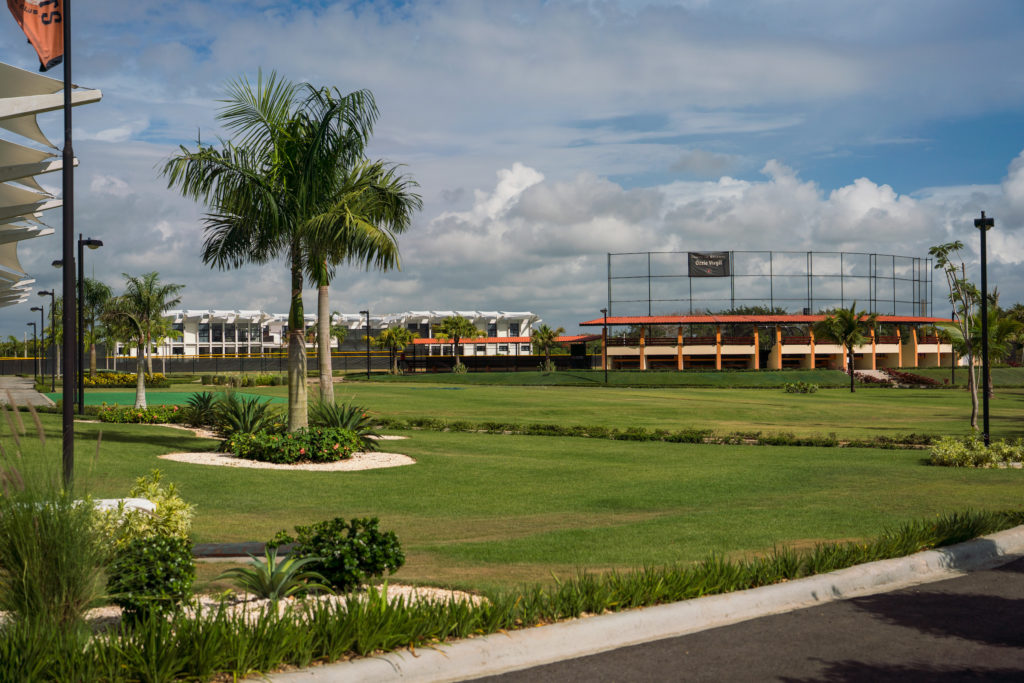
<box><xmin>83</xmin><ymin>278</ymin><xmax>112</xmax><ymax>377</ymax></box>
<box><xmin>930</xmin><ymin>241</ymin><xmax>981</xmax><ymax>429</ymax></box>
<box><xmin>812</xmin><ymin>302</ymin><xmax>877</xmax><ymax>393</ymax></box>
<box><xmin>531</xmin><ymin>324</ymin><xmax>565</xmax><ymax>372</ymax></box>
<box><xmin>434</xmin><ymin>316</ymin><xmax>484</xmax><ymax>370</ymax></box>
<box><xmin>939</xmin><ymin>304</ymin><xmax>1023</xmax><ymax>398</ymax></box>
<box><xmin>373</xmin><ymin>327</ymin><xmax>417</xmax><ymax>374</ymax></box>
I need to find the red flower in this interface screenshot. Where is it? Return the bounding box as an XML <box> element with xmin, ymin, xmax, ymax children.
<box><xmin>299</xmin><ymin>448</ymin><xmax>306</xmax><ymax>455</ymax></box>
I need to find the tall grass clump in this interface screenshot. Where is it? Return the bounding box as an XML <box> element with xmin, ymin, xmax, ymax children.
<box><xmin>0</xmin><ymin>402</ymin><xmax>108</xmax><ymax>629</ymax></box>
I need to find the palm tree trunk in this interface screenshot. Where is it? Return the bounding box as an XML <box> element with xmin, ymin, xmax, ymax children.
<box><xmin>848</xmin><ymin>348</ymin><xmax>855</xmax><ymax>393</ymax></box>
<box><xmin>134</xmin><ymin>343</ymin><xmax>147</xmax><ymax>409</ymax></box>
<box><xmin>287</xmin><ymin>244</ymin><xmax>308</xmax><ymax>431</ymax></box>
<box><xmin>89</xmin><ymin>338</ymin><xmax>97</xmax><ymax>377</ymax></box>
<box><xmin>316</xmin><ymin>281</ymin><xmax>334</xmax><ymax>404</ymax></box>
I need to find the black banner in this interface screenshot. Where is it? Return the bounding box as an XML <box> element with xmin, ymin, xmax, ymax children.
<box><xmin>688</xmin><ymin>252</ymin><xmax>730</xmax><ymax>277</ymax></box>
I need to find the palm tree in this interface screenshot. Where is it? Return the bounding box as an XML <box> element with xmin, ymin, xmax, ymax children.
<box><xmin>531</xmin><ymin>324</ymin><xmax>566</xmax><ymax>371</ymax></box>
<box><xmin>102</xmin><ymin>273</ymin><xmax>184</xmax><ymax>408</ymax></box>
<box><xmin>372</xmin><ymin>327</ymin><xmax>417</xmax><ymax>374</ymax></box>
<box><xmin>812</xmin><ymin>303</ymin><xmax>878</xmax><ymax>393</ymax></box>
<box><xmin>83</xmin><ymin>278</ymin><xmax>111</xmax><ymax>377</ymax></box>
<box><xmin>434</xmin><ymin>316</ymin><xmax>484</xmax><ymax>369</ymax></box>
<box><xmin>163</xmin><ymin>72</ymin><xmax>417</xmax><ymax>430</ymax></box>
<box><xmin>307</xmin><ymin>158</ymin><xmax>420</xmax><ymax>404</ymax></box>
<box><xmin>939</xmin><ymin>304</ymin><xmax>1024</xmax><ymax>398</ymax></box>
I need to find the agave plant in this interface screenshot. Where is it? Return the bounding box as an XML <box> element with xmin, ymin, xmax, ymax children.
<box><xmin>184</xmin><ymin>391</ymin><xmax>218</xmax><ymax>427</ymax></box>
<box><xmin>215</xmin><ymin>547</ymin><xmax>333</xmax><ymax>601</ymax></box>
<box><xmin>308</xmin><ymin>400</ymin><xmax>379</xmax><ymax>451</ymax></box>
<box><xmin>214</xmin><ymin>391</ymin><xmax>281</xmax><ymax>437</ymax></box>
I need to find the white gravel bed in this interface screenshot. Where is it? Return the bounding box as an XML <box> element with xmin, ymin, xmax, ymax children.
<box><xmin>159</xmin><ymin>450</ymin><xmax>415</xmax><ymax>471</ymax></box>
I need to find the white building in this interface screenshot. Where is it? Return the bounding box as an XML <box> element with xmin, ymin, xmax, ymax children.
<box><xmin>126</xmin><ymin>309</ymin><xmax>544</xmax><ymax>357</ymax></box>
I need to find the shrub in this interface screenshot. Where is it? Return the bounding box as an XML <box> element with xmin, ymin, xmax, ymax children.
<box><xmin>308</xmin><ymin>401</ymin><xmax>379</xmax><ymax>451</ymax></box>
<box><xmin>94</xmin><ymin>470</ymin><xmax>194</xmax><ymax>549</ymax></box>
<box><xmin>929</xmin><ymin>435</ymin><xmax>1024</xmax><ymax>467</ymax></box>
<box><xmin>784</xmin><ymin>381</ymin><xmax>818</xmax><ymax>393</ymax></box>
<box><xmin>82</xmin><ymin>372</ymin><xmax>170</xmax><ymax>388</ymax></box>
<box><xmin>215</xmin><ymin>548</ymin><xmax>332</xmax><ymax>600</ymax></box>
<box><xmin>107</xmin><ymin>535</ymin><xmax>195</xmax><ymax>621</ymax></box>
<box><xmin>268</xmin><ymin>517</ymin><xmax>404</xmax><ymax>592</ymax></box>
<box><xmin>452</xmin><ymin>362</ymin><xmax>468</xmax><ymax>374</ymax></box>
<box><xmin>225</xmin><ymin>427</ymin><xmax>363</xmax><ymax>464</ymax></box>
<box><xmin>96</xmin><ymin>403</ymin><xmax>185</xmax><ymax>424</ymax></box>
<box><xmin>887</xmin><ymin>369</ymin><xmax>941</xmax><ymax>386</ymax></box>
<box><xmin>185</xmin><ymin>391</ymin><xmax>218</xmax><ymax>427</ymax></box>
<box><xmin>214</xmin><ymin>392</ymin><xmax>281</xmax><ymax>438</ymax></box>
<box><xmin>200</xmin><ymin>374</ymin><xmax>213</xmax><ymax>385</ymax></box>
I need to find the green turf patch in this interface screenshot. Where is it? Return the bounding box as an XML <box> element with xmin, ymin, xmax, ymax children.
<box><xmin>356</xmin><ymin>368</ymin><xmax>853</xmax><ymax>387</ymax></box>
<box><xmin>45</xmin><ymin>389</ymin><xmax>286</xmax><ymax>406</ymax></box>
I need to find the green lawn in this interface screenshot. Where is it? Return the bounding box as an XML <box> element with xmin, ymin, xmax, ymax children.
<box><xmin>897</xmin><ymin>366</ymin><xmax>1024</xmax><ymax>387</ymax></box>
<box><xmin>358</xmin><ymin>368</ymin><xmax>853</xmax><ymax>387</ymax></box>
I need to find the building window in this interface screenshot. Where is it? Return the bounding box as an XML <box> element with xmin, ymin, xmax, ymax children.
<box><xmin>475</xmin><ymin>344</ymin><xmax>486</xmax><ymax>353</ymax></box>
<box><xmin>498</xmin><ymin>344</ymin><xmax>508</xmax><ymax>354</ymax></box>
<box><xmin>487</xmin><ymin>323</ymin><xmax>497</xmax><ymax>337</ymax></box>
<box><xmin>430</xmin><ymin>345</ymin><xmax>440</xmax><ymax>356</ymax></box>
<box><xmin>238</xmin><ymin>325</ymin><xmax>249</xmax><ymax>342</ymax></box>
<box><xmin>212</xmin><ymin>325</ymin><xmax>223</xmax><ymax>342</ymax></box>
<box><xmin>521</xmin><ymin>344</ymin><xmax>531</xmax><ymax>354</ymax></box>
<box><xmin>224</xmin><ymin>324</ymin><xmax>236</xmax><ymax>342</ymax></box>
<box><xmin>198</xmin><ymin>323</ymin><xmax>209</xmax><ymax>342</ymax></box>
<box><xmin>509</xmin><ymin>322</ymin><xmax>520</xmax><ymax>336</ymax></box>
<box><xmin>173</xmin><ymin>346</ymin><xmax>184</xmax><ymax>355</ymax></box>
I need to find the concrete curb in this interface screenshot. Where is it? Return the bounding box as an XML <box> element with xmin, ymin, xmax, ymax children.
<box><xmin>268</xmin><ymin>525</ymin><xmax>1024</xmax><ymax>682</ymax></box>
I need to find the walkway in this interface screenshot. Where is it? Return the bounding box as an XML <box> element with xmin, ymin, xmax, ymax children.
<box><xmin>0</xmin><ymin>375</ymin><xmax>54</xmax><ymax>407</ymax></box>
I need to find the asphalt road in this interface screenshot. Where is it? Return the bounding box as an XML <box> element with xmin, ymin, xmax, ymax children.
<box><xmin>475</xmin><ymin>556</ymin><xmax>1024</xmax><ymax>682</ymax></box>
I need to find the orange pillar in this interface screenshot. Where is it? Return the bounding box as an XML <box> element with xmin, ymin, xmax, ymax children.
<box><xmin>715</xmin><ymin>325</ymin><xmax>722</xmax><ymax>370</ymax></box>
<box><xmin>676</xmin><ymin>325</ymin><xmax>683</xmax><ymax>370</ymax></box>
<box><xmin>870</xmin><ymin>328</ymin><xmax>877</xmax><ymax>370</ymax></box>
<box><xmin>752</xmin><ymin>327</ymin><xmax>759</xmax><ymax>370</ymax></box>
<box><xmin>639</xmin><ymin>326</ymin><xmax>647</xmax><ymax>370</ymax></box>
<box><xmin>809</xmin><ymin>329</ymin><xmax>816</xmax><ymax>369</ymax></box>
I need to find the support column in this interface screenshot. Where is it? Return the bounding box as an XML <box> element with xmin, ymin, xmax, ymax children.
<box><xmin>768</xmin><ymin>325</ymin><xmax>782</xmax><ymax>370</ymax></box>
<box><xmin>715</xmin><ymin>325</ymin><xmax>722</xmax><ymax>370</ymax></box>
<box><xmin>676</xmin><ymin>325</ymin><xmax>683</xmax><ymax>370</ymax></box>
<box><xmin>870</xmin><ymin>328</ymin><xmax>877</xmax><ymax>370</ymax></box>
<box><xmin>809</xmin><ymin>329</ymin><xmax>816</xmax><ymax>369</ymax></box>
<box><xmin>639</xmin><ymin>326</ymin><xmax>647</xmax><ymax>371</ymax></box>
<box><xmin>601</xmin><ymin>326</ymin><xmax>607</xmax><ymax>372</ymax></box>
<box><xmin>752</xmin><ymin>327</ymin><xmax>759</xmax><ymax>370</ymax></box>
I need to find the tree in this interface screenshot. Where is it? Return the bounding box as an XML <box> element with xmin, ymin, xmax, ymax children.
<box><xmin>372</xmin><ymin>327</ymin><xmax>417</xmax><ymax>374</ymax></box>
<box><xmin>812</xmin><ymin>302</ymin><xmax>877</xmax><ymax>393</ymax></box>
<box><xmin>929</xmin><ymin>241</ymin><xmax>981</xmax><ymax>429</ymax></box>
<box><xmin>82</xmin><ymin>278</ymin><xmax>111</xmax><ymax>377</ymax></box>
<box><xmin>163</xmin><ymin>72</ymin><xmax>418</xmax><ymax>429</ymax></box>
<box><xmin>434</xmin><ymin>316</ymin><xmax>483</xmax><ymax>369</ymax></box>
<box><xmin>102</xmin><ymin>273</ymin><xmax>184</xmax><ymax>408</ymax></box>
<box><xmin>939</xmin><ymin>304</ymin><xmax>1023</xmax><ymax>398</ymax></box>
<box><xmin>531</xmin><ymin>324</ymin><xmax>566</xmax><ymax>371</ymax></box>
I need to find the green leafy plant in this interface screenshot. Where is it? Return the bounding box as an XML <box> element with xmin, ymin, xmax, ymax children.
<box><xmin>185</xmin><ymin>390</ymin><xmax>218</xmax><ymax>427</ymax></box>
<box><xmin>215</xmin><ymin>547</ymin><xmax>333</xmax><ymax>600</ymax></box>
<box><xmin>268</xmin><ymin>517</ymin><xmax>405</xmax><ymax>591</ymax></box>
<box><xmin>308</xmin><ymin>400</ymin><xmax>379</xmax><ymax>451</ymax></box>
<box><xmin>94</xmin><ymin>470</ymin><xmax>195</xmax><ymax>548</ymax></box>
<box><xmin>225</xmin><ymin>427</ymin><xmax>363</xmax><ymax>464</ymax></box>
<box><xmin>929</xmin><ymin>435</ymin><xmax>1024</xmax><ymax>467</ymax></box>
<box><xmin>784</xmin><ymin>381</ymin><xmax>819</xmax><ymax>394</ymax></box>
<box><xmin>106</xmin><ymin>535</ymin><xmax>195</xmax><ymax>622</ymax></box>
<box><xmin>215</xmin><ymin>391</ymin><xmax>281</xmax><ymax>438</ymax></box>
<box><xmin>96</xmin><ymin>403</ymin><xmax>186</xmax><ymax>424</ymax></box>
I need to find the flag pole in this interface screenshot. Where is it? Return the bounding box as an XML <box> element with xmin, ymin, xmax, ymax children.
<box><xmin>61</xmin><ymin>0</ymin><xmax>76</xmax><ymax>489</ymax></box>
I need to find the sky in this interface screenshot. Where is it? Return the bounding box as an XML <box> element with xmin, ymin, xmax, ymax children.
<box><xmin>4</xmin><ymin>0</ymin><xmax>1024</xmax><ymax>334</ymax></box>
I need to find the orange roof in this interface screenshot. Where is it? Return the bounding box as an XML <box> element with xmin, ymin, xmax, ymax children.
<box><xmin>579</xmin><ymin>314</ymin><xmax>952</xmax><ymax>326</ymax></box>
<box><xmin>411</xmin><ymin>334</ymin><xmax>598</xmax><ymax>345</ymax></box>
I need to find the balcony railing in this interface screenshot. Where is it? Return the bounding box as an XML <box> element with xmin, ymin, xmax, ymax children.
<box><xmin>782</xmin><ymin>336</ymin><xmax>812</xmax><ymax>344</ymax></box>
<box><xmin>918</xmin><ymin>336</ymin><xmax>940</xmax><ymax>344</ymax></box>
<box><xmin>875</xmin><ymin>335</ymin><xmax>899</xmax><ymax>344</ymax></box>
<box><xmin>720</xmin><ymin>336</ymin><xmax>754</xmax><ymax>345</ymax></box>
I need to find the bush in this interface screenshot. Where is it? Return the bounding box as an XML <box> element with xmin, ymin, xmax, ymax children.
<box><xmin>784</xmin><ymin>381</ymin><xmax>819</xmax><ymax>393</ymax></box>
<box><xmin>96</xmin><ymin>404</ymin><xmax>186</xmax><ymax>424</ymax></box>
<box><xmin>215</xmin><ymin>548</ymin><xmax>332</xmax><ymax>600</ymax></box>
<box><xmin>225</xmin><ymin>427</ymin><xmax>363</xmax><ymax>464</ymax></box>
<box><xmin>929</xmin><ymin>435</ymin><xmax>1024</xmax><ymax>467</ymax></box>
<box><xmin>887</xmin><ymin>369</ymin><xmax>941</xmax><ymax>386</ymax></box>
<box><xmin>82</xmin><ymin>372</ymin><xmax>170</xmax><ymax>388</ymax></box>
<box><xmin>94</xmin><ymin>470</ymin><xmax>194</xmax><ymax>549</ymax></box>
<box><xmin>268</xmin><ymin>517</ymin><xmax>404</xmax><ymax>591</ymax></box>
<box><xmin>185</xmin><ymin>391</ymin><xmax>218</xmax><ymax>427</ymax></box>
<box><xmin>308</xmin><ymin>401</ymin><xmax>379</xmax><ymax>451</ymax></box>
<box><xmin>107</xmin><ymin>535</ymin><xmax>195</xmax><ymax>621</ymax></box>
<box><xmin>214</xmin><ymin>392</ymin><xmax>281</xmax><ymax>438</ymax></box>
<box><xmin>452</xmin><ymin>362</ymin><xmax>468</xmax><ymax>374</ymax></box>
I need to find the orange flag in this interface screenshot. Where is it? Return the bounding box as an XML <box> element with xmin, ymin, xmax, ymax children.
<box><xmin>7</xmin><ymin>0</ymin><xmax>64</xmax><ymax>72</ymax></box>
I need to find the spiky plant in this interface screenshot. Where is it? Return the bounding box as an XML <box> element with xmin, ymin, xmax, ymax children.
<box><xmin>308</xmin><ymin>400</ymin><xmax>379</xmax><ymax>451</ymax></box>
<box><xmin>216</xmin><ymin>548</ymin><xmax>333</xmax><ymax>601</ymax></box>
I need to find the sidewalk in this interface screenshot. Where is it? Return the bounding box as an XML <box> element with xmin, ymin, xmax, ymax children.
<box><xmin>0</xmin><ymin>375</ymin><xmax>54</xmax><ymax>407</ymax></box>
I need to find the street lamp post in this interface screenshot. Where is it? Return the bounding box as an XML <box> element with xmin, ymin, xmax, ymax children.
<box><xmin>27</xmin><ymin>321</ymin><xmax>37</xmax><ymax>379</ymax></box>
<box><xmin>77</xmin><ymin>236</ymin><xmax>103</xmax><ymax>413</ymax></box>
<box><xmin>360</xmin><ymin>310</ymin><xmax>370</xmax><ymax>380</ymax></box>
<box><xmin>600</xmin><ymin>308</ymin><xmax>608</xmax><ymax>385</ymax></box>
<box><xmin>31</xmin><ymin>306</ymin><xmax>44</xmax><ymax>382</ymax></box>
<box><xmin>38</xmin><ymin>290</ymin><xmax>56</xmax><ymax>391</ymax></box>
<box><xmin>974</xmin><ymin>211</ymin><xmax>994</xmax><ymax>445</ymax></box>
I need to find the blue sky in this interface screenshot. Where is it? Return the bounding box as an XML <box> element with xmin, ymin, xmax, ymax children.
<box><xmin>3</xmin><ymin>0</ymin><xmax>1024</xmax><ymax>332</ymax></box>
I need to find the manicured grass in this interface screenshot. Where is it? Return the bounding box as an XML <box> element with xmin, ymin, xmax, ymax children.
<box><xmin>896</xmin><ymin>366</ymin><xmax>1024</xmax><ymax>387</ymax></box>
<box><xmin>45</xmin><ymin>386</ymin><xmax>285</xmax><ymax>406</ymax></box>
<box><xmin>243</xmin><ymin>382</ymin><xmax>1024</xmax><ymax>440</ymax></box>
<box><xmin>358</xmin><ymin>368</ymin><xmax>853</xmax><ymax>387</ymax></box>
<box><xmin>54</xmin><ymin>416</ymin><xmax>1024</xmax><ymax>593</ymax></box>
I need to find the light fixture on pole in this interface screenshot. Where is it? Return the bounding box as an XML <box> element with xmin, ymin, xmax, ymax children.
<box><xmin>359</xmin><ymin>310</ymin><xmax>370</xmax><ymax>380</ymax></box>
<box><xmin>974</xmin><ymin>211</ymin><xmax>994</xmax><ymax>445</ymax></box>
<box><xmin>77</xmin><ymin>236</ymin><xmax>103</xmax><ymax>413</ymax></box>
<box><xmin>31</xmin><ymin>305</ymin><xmax>44</xmax><ymax>380</ymax></box>
<box><xmin>600</xmin><ymin>308</ymin><xmax>609</xmax><ymax>385</ymax></box>
<box><xmin>38</xmin><ymin>290</ymin><xmax>56</xmax><ymax>391</ymax></box>
<box><xmin>27</xmin><ymin>321</ymin><xmax>37</xmax><ymax>379</ymax></box>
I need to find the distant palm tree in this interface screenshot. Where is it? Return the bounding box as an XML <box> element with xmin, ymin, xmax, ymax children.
<box><xmin>83</xmin><ymin>278</ymin><xmax>111</xmax><ymax>377</ymax></box>
<box><xmin>372</xmin><ymin>327</ymin><xmax>417</xmax><ymax>374</ymax></box>
<box><xmin>812</xmin><ymin>303</ymin><xmax>877</xmax><ymax>393</ymax></box>
<box><xmin>939</xmin><ymin>304</ymin><xmax>1024</xmax><ymax>398</ymax></box>
<box><xmin>434</xmin><ymin>316</ymin><xmax>484</xmax><ymax>369</ymax></box>
<box><xmin>531</xmin><ymin>324</ymin><xmax>566</xmax><ymax>371</ymax></box>
<box><xmin>102</xmin><ymin>273</ymin><xmax>184</xmax><ymax>408</ymax></box>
